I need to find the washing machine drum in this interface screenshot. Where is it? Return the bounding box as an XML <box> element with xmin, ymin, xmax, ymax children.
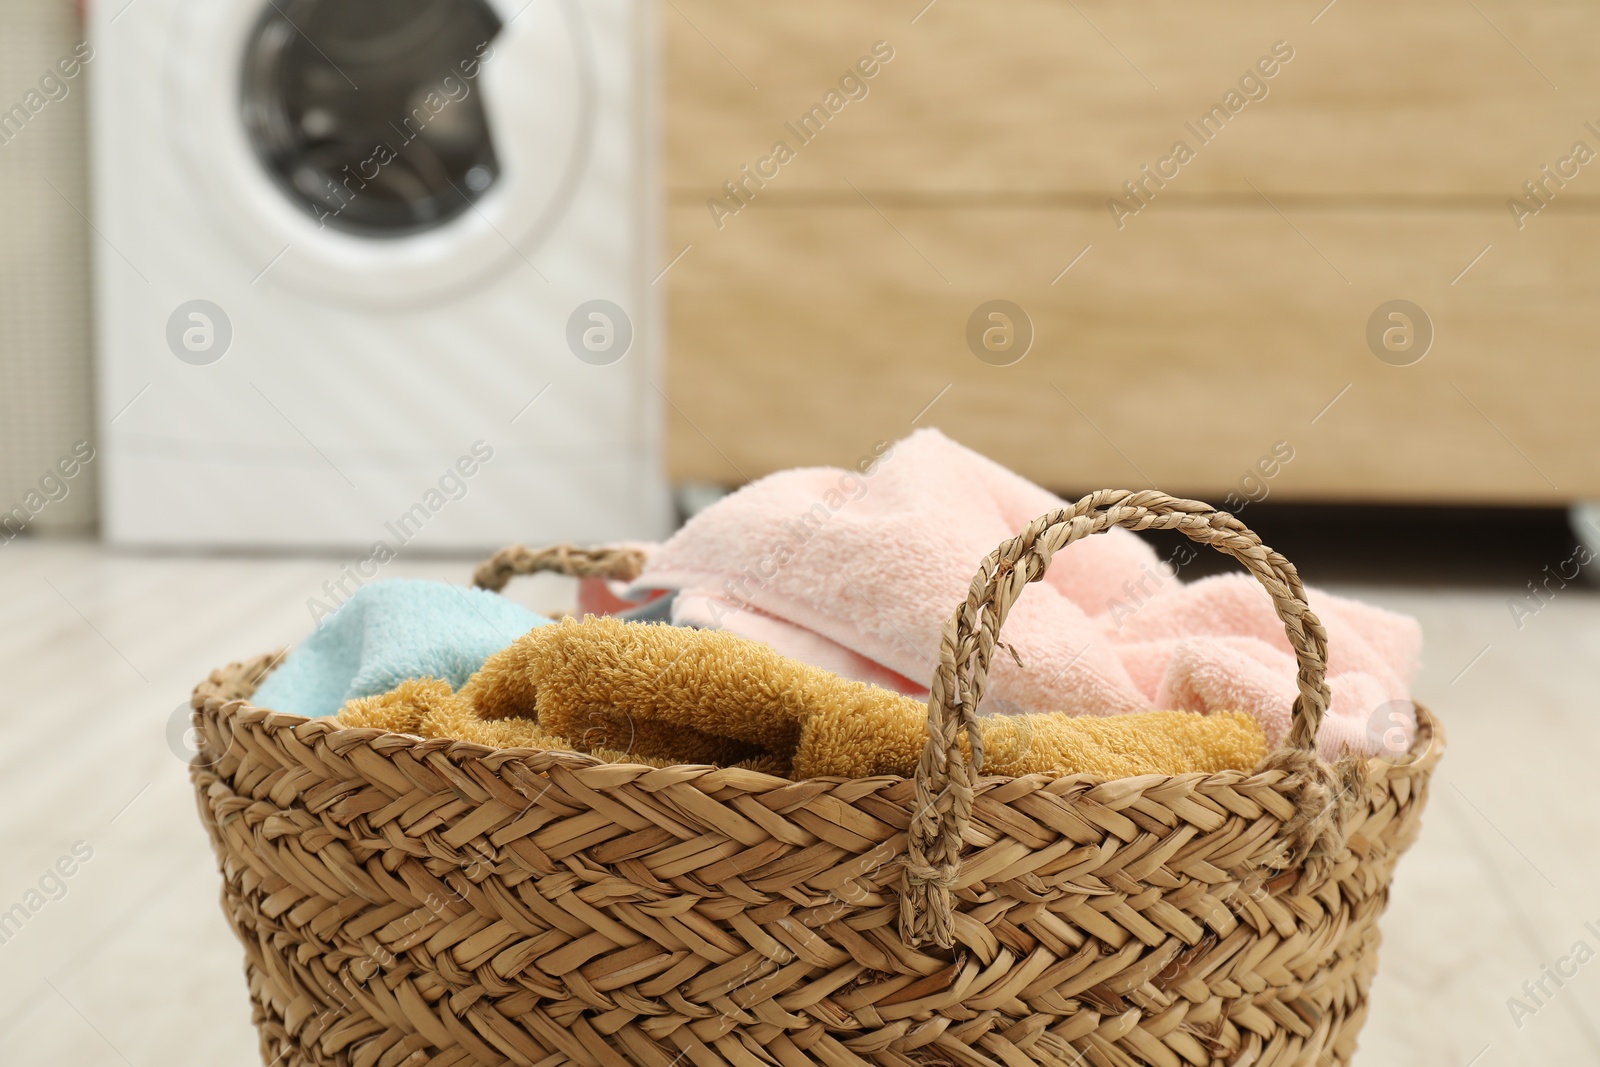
<box><xmin>242</xmin><ymin>0</ymin><xmax>503</xmax><ymax>236</ymax></box>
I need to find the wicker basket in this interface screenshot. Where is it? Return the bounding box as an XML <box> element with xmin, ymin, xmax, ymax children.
<box><xmin>190</xmin><ymin>490</ymin><xmax>1441</xmax><ymax>1067</ymax></box>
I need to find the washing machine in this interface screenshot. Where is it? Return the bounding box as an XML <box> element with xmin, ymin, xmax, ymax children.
<box><xmin>90</xmin><ymin>0</ymin><xmax>670</xmax><ymax>549</ymax></box>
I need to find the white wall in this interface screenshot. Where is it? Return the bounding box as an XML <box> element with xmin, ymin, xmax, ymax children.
<box><xmin>0</xmin><ymin>0</ymin><xmax>95</xmax><ymax>535</ymax></box>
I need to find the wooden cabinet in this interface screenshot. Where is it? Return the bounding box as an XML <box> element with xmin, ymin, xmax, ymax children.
<box><xmin>662</xmin><ymin>0</ymin><xmax>1600</xmax><ymax>503</ymax></box>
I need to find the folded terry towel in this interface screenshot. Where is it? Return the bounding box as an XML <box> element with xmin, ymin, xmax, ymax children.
<box><xmin>624</xmin><ymin>428</ymin><xmax>1421</xmax><ymax>760</ymax></box>
<box><xmin>336</xmin><ymin>616</ymin><xmax>1267</xmax><ymax>779</ymax></box>
<box><xmin>252</xmin><ymin>579</ymin><xmax>549</xmax><ymax>718</ymax></box>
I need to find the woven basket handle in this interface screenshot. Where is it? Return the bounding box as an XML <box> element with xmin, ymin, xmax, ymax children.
<box><xmin>900</xmin><ymin>488</ymin><xmax>1334</xmax><ymax>949</ymax></box>
<box><xmin>472</xmin><ymin>544</ymin><xmax>646</xmax><ymax>592</ymax></box>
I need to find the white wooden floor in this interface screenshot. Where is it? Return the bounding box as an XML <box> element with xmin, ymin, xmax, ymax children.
<box><xmin>0</xmin><ymin>539</ymin><xmax>1595</xmax><ymax>1066</ymax></box>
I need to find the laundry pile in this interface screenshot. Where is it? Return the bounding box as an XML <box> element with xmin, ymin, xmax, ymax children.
<box><xmin>620</xmin><ymin>430</ymin><xmax>1418</xmax><ymax>759</ymax></box>
<box><xmin>336</xmin><ymin>615</ymin><xmax>1269</xmax><ymax>779</ymax></box>
<box><xmin>250</xmin><ymin>430</ymin><xmax>1421</xmax><ymax>777</ymax></box>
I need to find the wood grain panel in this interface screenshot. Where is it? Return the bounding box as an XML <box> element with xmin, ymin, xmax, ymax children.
<box><xmin>662</xmin><ymin>202</ymin><xmax>1600</xmax><ymax>503</ymax></box>
<box><xmin>665</xmin><ymin>0</ymin><xmax>1600</xmax><ymax>199</ymax></box>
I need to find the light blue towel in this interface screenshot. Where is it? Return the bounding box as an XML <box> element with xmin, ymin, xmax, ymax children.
<box><xmin>252</xmin><ymin>579</ymin><xmax>549</xmax><ymax>718</ymax></box>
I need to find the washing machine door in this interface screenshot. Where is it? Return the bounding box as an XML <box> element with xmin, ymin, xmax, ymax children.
<box><xmin>167</xmin><ymin>0</ymin><xmax>594</xmax><ymax>305</ymax></box>
<box><xmin>241</xmin><ymin>0</ymin><xmax>506</xmax><ymax>238</ymax></box>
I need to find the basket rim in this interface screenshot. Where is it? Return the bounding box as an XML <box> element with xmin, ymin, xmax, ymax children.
<box><xmin>192</xmin><ymin>649</ymin><xmax>1446</xmax><ymax>792</ymax></box>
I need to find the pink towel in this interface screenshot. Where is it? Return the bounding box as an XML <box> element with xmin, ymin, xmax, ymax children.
<box><xmin>626</xmin><ymin>429</ymin><xmax>1420</xmax><ymax>759</ymax></box>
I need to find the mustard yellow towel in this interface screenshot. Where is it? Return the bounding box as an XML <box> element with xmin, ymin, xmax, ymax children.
<box><xmin>336</xmin><ymin>617</ymin><xmax>1267</xmax><ymax>779</ymax></box>
<box><xmin>337</xmin><ymin>676</ymin><xmax>792</xmax><ymax>774</ymax></box>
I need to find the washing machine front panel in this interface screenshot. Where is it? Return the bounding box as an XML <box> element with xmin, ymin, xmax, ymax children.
<box><xmin>165</xmin><ymin>0</ymin><xmax>597</xmax><ymax>306</ymax></box>
<box><xmin>94</xmin><ymin>0</ymin><xmax>669</xmax><ymax>548</ymax></box>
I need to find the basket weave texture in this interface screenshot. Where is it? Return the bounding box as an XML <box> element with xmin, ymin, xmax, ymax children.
<box><xmin>191</xmin><ymin>490</ymin><xmax>1441</xmax><ymax>1067</ymax></box>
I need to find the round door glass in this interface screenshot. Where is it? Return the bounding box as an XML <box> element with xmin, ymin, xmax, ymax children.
<box><xmin>242</xmin><ymin>0</ymin><xmax>503</xmax><ymax>236</ymax></box>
